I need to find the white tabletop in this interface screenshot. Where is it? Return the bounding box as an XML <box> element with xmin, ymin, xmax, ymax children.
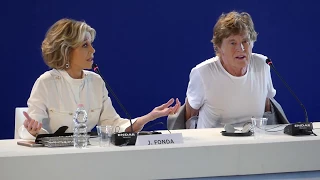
<box><xmin>1</xmin><ymin>123</ymin><xmax>320</xmax><ymax>180</ymax></box>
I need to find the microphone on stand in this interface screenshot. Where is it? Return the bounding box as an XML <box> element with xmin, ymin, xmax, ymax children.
<box><xmin>265</xmin><ymin>59</ymin><xmax>316</xmax><ymax>136</ymax></box>
<box><xmin>92</xmin><ymin>63</ymin><xmax>137</xmax><ymax>145</ymax></box>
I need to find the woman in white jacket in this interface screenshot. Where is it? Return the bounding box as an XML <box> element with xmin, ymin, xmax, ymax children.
<box><xmin>19</xmin><ymin>18</ymin><xmax>180</xmax><ymax>139</ymax></box>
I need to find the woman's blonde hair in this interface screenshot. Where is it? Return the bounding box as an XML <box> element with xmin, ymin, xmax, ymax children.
<box><xmin>41</xmin><ymin>18</ymin><xmax>96</xmax><ymax>69</ymax></box>
<box><xmin>211</xmin><ymin>11</ymin><xmax>257</xmax><ymax>56</ymax></box>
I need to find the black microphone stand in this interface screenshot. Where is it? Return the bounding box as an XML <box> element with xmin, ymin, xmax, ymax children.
<box><xmin>266</xmin><ymin>59</ymin><xmax>316</xmax><ymax>136</ymax></box>
<box><xmin>92</xmin><ymin>63</ymin><xmax>137</xmax><ymax>145</ymax></box>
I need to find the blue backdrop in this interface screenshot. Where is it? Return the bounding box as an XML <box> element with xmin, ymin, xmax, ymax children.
<box><xmin>2</xmin><ymin>0</ymin><xmax>319</xmax><ymax>139</ymax></box>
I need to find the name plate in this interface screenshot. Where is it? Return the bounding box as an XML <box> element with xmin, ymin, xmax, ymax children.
<box><xmin>135</xmin><ymin>133</ymin><xmax>184</xmax><ymax>146</ymax></box>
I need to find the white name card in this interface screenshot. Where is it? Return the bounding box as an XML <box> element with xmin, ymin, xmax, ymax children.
<box><xmin>135</xmin><ymin>133</ymin><xmax>184</xmax><ymax>146</ymax></box>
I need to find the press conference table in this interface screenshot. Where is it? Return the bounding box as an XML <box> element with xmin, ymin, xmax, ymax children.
<box><xmin>1</xmin><ymin>123</ymin><xmax>320</xmax><ymax>180</ymax></box>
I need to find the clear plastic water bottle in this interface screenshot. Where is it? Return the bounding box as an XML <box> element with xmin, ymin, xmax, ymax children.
<box><xmin>73</xmin><ymin>104</ymin><xmax>88</xmax><ymax>148</ymax></box>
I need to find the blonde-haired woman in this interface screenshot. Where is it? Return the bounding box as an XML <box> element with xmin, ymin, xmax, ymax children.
<box><xmin>19</xmin><ymin>18</ymin><xmax>180</xmax><ymax>139</ymax></box>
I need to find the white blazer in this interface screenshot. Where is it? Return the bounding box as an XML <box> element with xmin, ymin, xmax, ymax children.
<box><xmin>19</xmin><ymin>69</ymin><xmax>136</xmax><ymax>140</ymax></box>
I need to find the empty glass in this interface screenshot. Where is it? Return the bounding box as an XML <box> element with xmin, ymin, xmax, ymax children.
<box><xmin>96</xmin><ymin>125</ymin><xmax>113</xmax><ymax>147</ymax></box>
<box><xmin>251</xmin><ymin>117</ymin><xmax>268</xmax><ymax>138</ymax></box>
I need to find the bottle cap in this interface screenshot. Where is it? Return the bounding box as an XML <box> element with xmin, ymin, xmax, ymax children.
<box><xmin>77</xmin><ymin>104</ymin><xmax>84</xmax><ymax>108</ymax></box>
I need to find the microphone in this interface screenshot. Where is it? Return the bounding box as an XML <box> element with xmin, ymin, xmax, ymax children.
<box><xmin>265</xmin><ymin>59</ymin><xmax>316</xmax><ymax>136</ymax></box>
<box><xmin>92</xmin><ymin>63</ymin><xmax>137</xmax><ymax>145</ymax></box>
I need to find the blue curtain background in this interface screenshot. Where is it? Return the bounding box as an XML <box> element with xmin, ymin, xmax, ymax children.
<box><xmin>1</xmin><ymin>0</ymin><xmax>319</xmax><ymax>139</ymax></box>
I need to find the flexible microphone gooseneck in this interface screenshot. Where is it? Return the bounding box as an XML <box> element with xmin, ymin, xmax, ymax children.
<box><xmin>92</xmin><ymin>63</ymin><xmax>137</xmax><ymax>145</ymax></box>
<box><xmin>92</xmin><ymin>63</ymin><xmax>134</xmax><ymax>132</ymax></box>
<box><xmin>265</xmin><ymin>59</ymin><xmax>315</xmax><ymax>136</ymax></box>
<box><xmin>266</xmin><ymin>59</ymin><xmax>308</xmax><ymax>123</ymax></box>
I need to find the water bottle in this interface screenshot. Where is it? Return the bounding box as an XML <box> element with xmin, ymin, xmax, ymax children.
<box><xmin>73</xmin><ymin>104</ymin><xmax>88</xmax><ymax>148</ymax></box>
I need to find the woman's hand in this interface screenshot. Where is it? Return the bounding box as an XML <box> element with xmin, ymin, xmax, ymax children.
<box><xmin>125</xmin><ymin>98</ymin><xmax>181</xmax><ymax>132</ymax></box>
<box><xmin>23</xmin><ymin>111</ymin><xmax>42</xmax><ymax>137</ymax></box>
<box><xmin>149</xmin><ymin>98</ymin><xmax>181</xmax><ymax>120</ymax></box>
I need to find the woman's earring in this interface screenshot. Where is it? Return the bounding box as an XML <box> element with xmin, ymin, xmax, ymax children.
<box><xmin>65</xmin><ymin>63</ymin><xmax>69</xmax><ymax>69</ymax></box>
